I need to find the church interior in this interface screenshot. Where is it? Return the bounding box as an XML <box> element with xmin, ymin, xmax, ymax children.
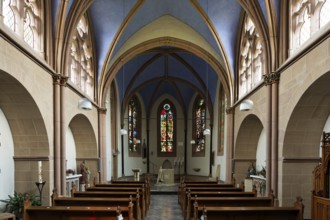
<box><xmin>0</xmin><ymin>0</ymin><xmax>330</xmax><ymax>219</ymax></box>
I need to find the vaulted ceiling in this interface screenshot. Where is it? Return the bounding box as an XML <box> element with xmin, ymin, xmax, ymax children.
<box><xmin>51</xmin><ymin>0</ymin><xmax>281</xmax><ymax>116</ymax></box>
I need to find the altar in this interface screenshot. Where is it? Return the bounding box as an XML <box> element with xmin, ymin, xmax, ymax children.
<box><xmin>162</xmin><ymin>169</ymin><xmax>174</xmax><ymax>184</ymax></box>
<box><xmin>157</xmin><ymin>168</ymin><xmax>174</xmax><ymax>185</ymax></box>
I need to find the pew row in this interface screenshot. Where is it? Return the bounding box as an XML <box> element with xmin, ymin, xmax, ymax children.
<box><xmin>192</xmin><ymin>196</ymin><xmax>304</xmax><ymax>220</ymax></box>
<box><xmin>52</xmin><ymin>195</ymin><xmax>141</xmax><ymax>220</ymax></box>
<box><xmin>73</xmin><ymin>190</ymin><xmax>145</xmax><ymax>220</ymax></box>
<box><xmin>94</xmin><ymin>183</ymin><xmax>150</xmax><ymax>210</ymax></box>
<box><xmin>178</xmin><ymin>182</ymin><xmax>235</xmax><ymax>204</ymax></box>
<box><xmin>23</xmin><ymin>198</ymin><xmax>134</xmax><ymax>220</ymax></box>
<box><xmin>182</xmin><ymin>191</ymin><xmax>256</xmax><ymax>215</ymax></box>
<box><xmin>186</xmin><ymin>194</ymin><xmax>274</xmax><ymax>220</ymax></box>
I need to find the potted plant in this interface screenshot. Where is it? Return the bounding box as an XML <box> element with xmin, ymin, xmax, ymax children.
<box><xmin>0</xmin><ymin>191</ymin><xmax>40</xmax><ymax>219</ymax></box>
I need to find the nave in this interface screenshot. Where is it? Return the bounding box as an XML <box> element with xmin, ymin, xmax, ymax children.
<box><xmin>146</xmin><ymin>194</ymin><xmax>182</xmax><ymax>220</ymax></box>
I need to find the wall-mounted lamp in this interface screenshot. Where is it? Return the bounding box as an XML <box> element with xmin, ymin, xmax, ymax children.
<box><xmin>78</xmin><ymin>98</ymin><xmax>92</xmax><ymax>110</ymax></box>
<box><xmin>239</xmin><ymin>99</ymin><xmax>254</xmax><ymax>111</ymax></box>
<box><xmin>203</xmin><ymin>128</ymin><xmax>211</xmax><ymax>135</ymax></box>
<box><xmin>120</xmin><ymin>129</ymin><xmax>127</xmax><ymax>135</ymax></box>
<box><xmin>190</xmin><ymin>140</ymin><xmax>196</xmax><ymax>144</ymax></box>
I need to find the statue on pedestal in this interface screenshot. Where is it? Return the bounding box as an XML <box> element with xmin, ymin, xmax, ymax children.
<box><xmin>80</xmin><ymin>160</ymin><xmax>91</xmax><ymax>186</ymax></box>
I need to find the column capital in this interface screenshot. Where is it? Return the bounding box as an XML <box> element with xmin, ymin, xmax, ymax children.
<box><xmin>98</xmin><ymin>107</ymin><xmax>107</xmax><ymax>114</ymax></box>
<box><xmin>226</xmin><ymin>107</ymin><xmax>234</xmax><ymax>114</ymax></box>
<box><xmin>53</xmin><ymin>74</ymin><xmax>69</xmax><ymax>86</ymax></box>
<box><xmin>60</xmin><ymin>76</ymin><xmax>69</xmax><ymax>86</ymax></box>
<box><xmin>52</xmin><ymin>74</ymin><xmax>61</xmax><ymax>85</ymax></box>
<box><xmin>264</xmin><ymin>72</ymin><xmax>280</xmax><ymax>85</ymax></box>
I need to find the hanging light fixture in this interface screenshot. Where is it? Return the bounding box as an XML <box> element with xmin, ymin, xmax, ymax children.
<box><xmin>78</xmin><ymin>98</ymin><xmax>92</xmax><ymax>110</ymax></box>
<box><xmin>239</xmin><ymin>99</ymin><xmax>254</xmax><ymax>111</ymax></box>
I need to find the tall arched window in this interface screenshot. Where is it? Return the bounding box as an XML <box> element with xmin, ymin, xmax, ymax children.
<box><xmin>69</xmin><ymin>15</ymin><xmax>95</xmax><ymax>99</ymax></box>
<box><xmin>1</xmin><ymin>0</ymin><xmax>41</xmax><ymax>51</ymax></box>
<box><xmin>2</xmin><ymin>0</ymin><xmax>17</xmax><ymax>32</ymax></box>
<box><xmin>158</xmin><ymin>100</ymin><xmax>176</xmax><ymax>156</ymax></box>
<box><xmin>128</xmin><ymin>95</ymin><xmax>141</xmax><ymax>157</ymax></box>
<box><xmin>192</xmin><ymin>96</ymin><xmax>206</xmax><ymax>157</ymax></box>
<box><xmin>291</xmin><ymin>0</ymin><xmax>330</xmax><ymax>54</ymax></box>
<box><xmin>320</xmin><ymin>0</ymin><xmax>330</xmax><ymax>28</ymax></box>
<box><xmin>238</xmin><ymin>15</ymin><xmax>264</xmax><ymax>98</ymax></box>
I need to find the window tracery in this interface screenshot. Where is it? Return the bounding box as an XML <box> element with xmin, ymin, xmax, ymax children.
<box><xmin>1</xmin><ymin>0</ymin><xmax>41</xmax><ymax>51</ymax></box>
<box><xmin>69</xmin><ymin>15</ymin><xmax>94</xmax><ymax>99</ymax></box>
<box><xmin>238</xmin><ymin>15</ymin><xmax>264</xmax><ymax>98</ymax></box>
<box><xmin>291</xmin><ymin>0</ymin><xmax>330</xmax><ymax>53</ymax></box>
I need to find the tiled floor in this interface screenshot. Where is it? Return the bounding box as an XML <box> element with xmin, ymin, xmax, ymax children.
<box><xmin>145</xmin><ymin>194</ymin><xmax>183</xmax><ymax>220</ymax></box>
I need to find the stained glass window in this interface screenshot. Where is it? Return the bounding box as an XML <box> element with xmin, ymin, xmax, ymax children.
<box><xmin>158</xmin><ymin>100</ymin><xmax>176</xmax><ymax>155</ymax></box>
<box><xmin>192</xmin><ymin>97</ymin><xmax>206</xmax><ymax>157</ymax></box>
<box><xmin>128</xmin><ymin>96</ymin><xmax>141</xmax><ymax>157</ymax></box>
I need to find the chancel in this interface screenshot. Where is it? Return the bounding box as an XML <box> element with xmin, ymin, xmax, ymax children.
<box><xmin>0</xmin><ymin>1</ymin><xmax>329</xmax><ymax>220</ymax></box>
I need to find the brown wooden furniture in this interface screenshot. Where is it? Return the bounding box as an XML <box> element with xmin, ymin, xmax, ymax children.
<box><xmin>73</xmin><ymin>190</ymin><xmax>145</xmax><ymax>220</ymax></box>
<box><xmin>53</xmin><ymin>195</ymin><xmax>141</xmax><ymax>220</ymax></box>
<box><xmin>0</xmin><ymin>213</ymin><xmax>15</xmax><ymax>220</ymax></box>
<box><xmin>185</xmin><ymin>194</ymin><xmax>274</xmax><ymax>219</ymax></box>
<box><xmin>312</xmin><ymin>132</ymin><xmax>330</xmax><ymax>219</ymax></box>
<box><xmin>182</xmin><ymin>191</ymin><xmax>256</xmax><ymax>217</ymax></box>
<box><xmin>23</xmin><ymin>198</ymin><xmax>134</xmax><ymax>220</ymax></box>
<box><xmin>192</xmin><ymin>196</ymin><xmax>304</xmax><ymax>220</ymax></box>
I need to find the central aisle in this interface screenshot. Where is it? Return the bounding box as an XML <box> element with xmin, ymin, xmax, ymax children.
<box><xmin>145</xmin><ymin>194</ymin><xmax>183</xmax><ymax>220</ymax></box>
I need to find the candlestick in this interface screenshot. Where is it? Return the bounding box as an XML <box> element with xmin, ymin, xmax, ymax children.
<box><xmin>38</xmin><ymin>161</ymin><xmax>43</xmax><ymax>183</ymax></box>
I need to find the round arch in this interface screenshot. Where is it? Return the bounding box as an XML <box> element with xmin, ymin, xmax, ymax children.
<box><xmin>280</xmin><ymin>72</ymin><xmax>330</xmax><ymax>213</ymax></box>
<box><xmin>0</xmin><ymin>70</ymin><xmax>50</xmax><ymax>197</ymax></box>
<box><xmin>68</xmin><ymin>113</ymin><xmax>98</xmax><ymax>185</ymax></box>
<box><xmin>234</xmin><ymin>114</ymin><xmax>264</xmax><ymax>185</ymax></box>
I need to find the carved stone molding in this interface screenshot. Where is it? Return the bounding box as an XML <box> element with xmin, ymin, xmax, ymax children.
<box><xmin>60</xmin><ymin>76</ymin><xmax>69</xmax><ymax>86</ymax></box>
<box><xmin>53</xmin><ymin>74</ymin><xmax>69</xmax><ymax>86</ymax></box>
<box><xmin>53</xmin><ymin>74</ymin><xmax>61</xmax><ymax>85</ymax></box>
<box><xmin>264</xmin><ymin>72</ymin><xmax>280</xmax><ymax>85</ymax></box>
<box><xmin>98</xmin><ymin>107</ymin><xmax>107</xmax><ymax>114</ymax></box>
<box><xmin>226</xmin><ymin>107</ymin><xmax>234</xmax><ymax>114</ymax></box>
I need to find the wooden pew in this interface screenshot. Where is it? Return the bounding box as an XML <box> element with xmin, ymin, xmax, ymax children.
<box><xmin>192</xmin><ymin>197</ymin><xmax>304</xmax><ymax>220</ymax></box>
<box><xmin>186</xmin><ymin>194</ymin><xmax>274</xmax><ymax>219</ymax></box>
<box><xmin>182</xmin><ymin>191</ymin><xmax>256</xmax><ymax>217</ymax></box>
<box><xmin>52</xmin><ymin>195</ymin><xmax>141</xmax><ymax>220</ymax></box>
<box><xmin>73</xmin><ymin>190</ymin><xmax>145</xmax><ymax>220</ymax></box>
<box><xmin>86</xmin><ymin>186</ymin><xmax>146</xmax><ymax>219</ymax></box>
<box><xmin>179</xmin><ymin>182</ymin><xmax>234</xmax><ymax>205</ymax></box>
<box><xmin>94</xmin><ymin>183</ymin><xmax>149</xmax><ymax>211</ymax></box>
<box><xmin>23</xmin><ymin>198</ymin><xmax>134</xmax><ymax>220</ymax></box>
<box><xmin>180</xmin><ymin>186</ymin><xmax>242</xmax><ymax>209</ymax></box>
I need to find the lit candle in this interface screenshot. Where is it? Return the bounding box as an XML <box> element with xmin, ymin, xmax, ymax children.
<box><xmin>38</xmin><ymin>161</ymin><xmax>43</xmax><ymax>182</ymax></box>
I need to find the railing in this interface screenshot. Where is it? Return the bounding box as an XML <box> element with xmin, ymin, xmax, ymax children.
<box><xmin>312</xmin><ymin>195</ymin><xmax>330</xmax><ymax>220</ymax></box>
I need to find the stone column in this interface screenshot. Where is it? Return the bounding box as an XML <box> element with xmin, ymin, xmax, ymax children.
<box><xmin>60</xmin><ymin>76</ymin><xmax>68</xmax><ymax>195</ymax></box>
<box><xmin>98</xmin><ymin>107</ymin><xmax>107</xmax><ymax>183</ymax></box>
<box><xmin>264</xmin><ymin>72</ymin><xmax>280</xmax><ymax>198</ymax></box>
<box><xmin>53</xmin><ymin>74</ymin><xmax>61</xmax><ymax>193</ymax></box>
<box><xmin>225</xmin><ymin>107</ymin><xmax>234</xmax><ymax>183</ymax></box>
<box><xmin>271</xmin><ymin>72</ymin><xmax>280</xmax><ymax>199</ymax></box>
